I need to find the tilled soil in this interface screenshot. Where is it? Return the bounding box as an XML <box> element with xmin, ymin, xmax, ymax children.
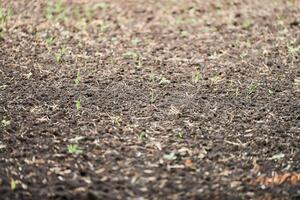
<box><xmin>0</xmin><ymin>0</ymin><xmax>299</xmax><ymax>199</ymax></box>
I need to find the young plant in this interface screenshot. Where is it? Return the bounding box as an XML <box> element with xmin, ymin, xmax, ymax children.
<box><xmin>123</xmin><ymin>51</ymin><xmax>138</xmax><ymax>59</ymax></box>
<box><xmin>149</xmin><ymin>72</ymin><xmax>156</xmax><ymax>82</ymax></box>
<box><xmin>10</xmin><ymin>179</ymin><xmax>16</xmax><ymax>190</ymax></box>
<box><xmin>1</xmin><ymin>118</ymin><xmax>10</xmax><ymax>128</ymax></box>
<box><xmin>67</xmin><ymin>144</ymin><xmax>83</xmax><ymax>154</ymax></box>
<box><xmin>163</xmin><ymin>152</ymin><xmax>177</xmax><ymax>161</ymax></box>
<box><xmin>46</xmin><ymin>0</ymin><xmax>67</xmax><ymax>22</ymax></box>
<box><xmin>0</xmin><ymin>7</ymin><xmax>8</xmax><ymax>39</ymax></box>
<box><xmin>192</xmin><ymin>71</ymin><xmax>202</xmax><ymax>83</ymax></box>
<box><xmin>45</xmin><ymin>36</ymin><xmax>55</xmax><ymax>51</ymax></box>
<box><xmin>158</xmin><ymin>75</ymin><xmax>170</xmax><ymax>85</ymax></box>
<box><xmin>55</xmin><ymin>47</ymin><xmax>65</xmax><ymax>63</ymax></box>
<box><xmin>288</xmin><ymin>44</ymin><xmax>300</xmax><ymax>55</ymax></box>
<box><xmin>75</xmin><ymin>99</ymin><xmax>81</xmax><ymax>110</ymax></box>
<box><xmin>138</xmin><ymin>132</ymin><xmax>146</xmax><ymax>140</ymax></box>
<box><xmin>295</xmin><ymin>78</ymin><xmax>300</xmax><ymax>86</ymax></box>
<box><xmin>74</xmin><ymin>70</ymin><xmax>81</xmax><ymax>86</ymax></box>
<box><xmin>177</xmin><ymin>131</ymin><xmax>184</xmax><ymax>138</ymax></box>
<box><xmin>131</xmin><ymin>38</ymin><xmax>141</xmax><ymax>45</ymax></box>
<box><xmin>111</xmin><ymin>115</ymin><xmax>121</xmax><ymax>126</ymax></box>
<box><xmin>245</xmin><ymin>83</ymin><xmax>259</xmax><ymax>97</ymax></box>
<box><xmin>149</xmin><ymin>90</ymin><xmax>157</xmax><ymax>103</ymax></box>
<box><xmin>180</xmin><ymin>30</ymin><xmax>189</xmax><ymax>38</ymax></box>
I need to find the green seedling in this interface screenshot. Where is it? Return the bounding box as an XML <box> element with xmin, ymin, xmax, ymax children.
<box><xmin>163</xmin><ymin>152</ymin><xmax>177</xmax><ymax>161</ymax></box>
<box><xmin>55</xmin><ymin>47</ymin><xmax>65</xmax><ymax>63</ymax></box>
<box><xmin>269</xmin><ymin>153</ymin><xmax>285</xmax><ymax>161</ymax></box>
<box><xmin>0</xmin><ymin>7</ymin><xmax>9</xmax><ymax>39</ymax></box>
<box><xmin>149</xmin><ymin>72</ymin><xmax>156</xmax><ymax>82</ymax></box>
<box><xmin>10</xmin><ymin>179</ymin><xmax>16</xmax><ymax>190</ymax></box>
<box><xmin>295</xmin><ymin>78</ymin><xmax>300</xmax><ymax>86</ymax></box>
<box><xmin>67</xmin><ymin>144</ymin><xmax>83</xmax><ymax>154</ymax></box>
<box><xmin>210</xmin><ymin>75</ymin><xmax>221</xmax><ymax>84</ymax></box>
<box><xmin>111</xmin><ymin>115</ymin><xmax>121</xmax><ymax>126</ymax></box>
<box><xmin>1</xmin><ymin>119</ymin><xmax>10</xmax><ymax>128</ymax></box>
<box><xmin>74</xmin><ymin>70</ymin><xmax>81</xmax><ymax>86</ymax></box>
<box><xmin>192</xmin><ymin>71</ymin><xmax>202</xmax><ymax>83</ymax></box>
<box><xmin>138</xmin><ymin>132</ymin><xmax>146</xmax><ymax>140</ymax></box>
<box><xmin>99</xmin><ymin>20</ymin><xmax>109</xmax><ymax>32</ymax></box>
<box><xmin>177</xmin><ymin>132</ymin><xmax>184</xmax><ymax>138</ymax></box>
<box><xmin>123</xmin><ymin>51</ymin><xmax>138</xmax><ymax>59</ymax></box>
<box><xmin>131</xmin><ymin>38</ymin><xmax>140</xmax><ymax>45</ymax></box>
<box><xmin>150</xmin><ymin>90</ymin><xmax>157</xmax><ymax>103</ymax></box>
<box><xmin>245</xmin><ymin>83</ymin><xmax>259</xmax><ymax>97</ymax></box>
<box><xmin>46</xmin><ymin>0</ymin><xmax>67</xmax><ymax>22</ymax></box>
<box><xmin>75</xmin><ymin>99</ymin><xmax>81</xmax><ymax>110</ymax></box>
<box><xmin>242</xmin><ymin>20</ymin><xmax>252</xmax><ymax>29</ymax></box>
<box><xmin>158</xmin><ymin>75</ymin><xmax>170</xmax><ymax>85</ymax></box>
<box><xmin>45</xmin><ymin>36</ymin><xmax>55</xmax><ymax>50</ymax></box>
<box><xmin>180</xmin><ymin>30</ymin><xmax>189</xmax><ymax>38</ymax></box>
<box><xmin>288</xmin><ymin>44</ymin><xmax>300</xmax><ymax>55</ymax></box>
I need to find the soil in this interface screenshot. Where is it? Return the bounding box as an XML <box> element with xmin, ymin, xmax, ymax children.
<box><xmin>0</xmin><ymin>0</ymin><xmax>299</xmax><ymax>199</ymax></box>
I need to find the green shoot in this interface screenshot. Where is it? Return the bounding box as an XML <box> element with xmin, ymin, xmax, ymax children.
<box><xmin>75</xmin><ymin>99</ymin><xmax>81</xmax><ymax>110</ymax></box>
<box><xmin>74</xmin><ymin>70</ymin><xmax>81</xmax><ymax>86</ymax></box>
<box><xmin>177</xmin><ymin>132</ymin><xmax>184</xmax><ymax>138</ymax></box>
<box><xmin>67</xmin><ymin>144</ymin><xmax>83</xmax><ymax>154</ymax></box>
<box><xmin>131</xmin><ymin>38</ymin><xmax>141</xmax><ymax>45</ymax></box>
<box><xmin>138</xmin><ymin>132</ymin><xmax>146</xmax><ymax>140</ymax></box>
<box><xmin>163</xmin><ymin>152</ymin><xmax>177</xmax><ymax>161</ymax></box>
<box><xmin>288</xmin><ymin>44</ymin><xmax>300</xmax><ymax>55</ymax></box>
<box><xmin>150</xmin><ymin>90</ymin><xmax>157</xmax><ymax>103</ymax></box>
<box><xmin>192</xmin><ymin>71</ymin><xmax>202</xmax><ymax>83</ymax></box>
<box><xmin>245</xmin><ymin>83</ymin><xmax>259</xmax><ymax>97</ymax></box>
<box><xmin>123</xmin><ymin>51</ymin><xmax>139</xmax><ymax>59</ymax></box>
<box><xmin>180</xmin><ymin>30</ymin><xmax>189</xmax><ymax>38</ymax></box>
<box><xmin>295</xmin><ymin>78</ymin><xmax>300</xmax><ymax>86</ymax></box>
<box><xmin>55</xmin><ymin>47</ymin><xmax>65</xmax><ymax>63</ymax></box>
<box><xmin>1</xmin><ymin>119</ymin><xmax>10</xmax><ymax>128</ymax></box>
<box><xmin>158</xmin><ymin>75</ymin><xmax>170</xmax><ymax>85</ymax></box>
<box><xmin>10</xmin><ymin>179</ymin><xmax>16</xmax><ymax>190</ymax></box>
<box><xmin>111</xmin><ymin>115</ymin><xmax>121</xmax><ymax>126</ymax></box>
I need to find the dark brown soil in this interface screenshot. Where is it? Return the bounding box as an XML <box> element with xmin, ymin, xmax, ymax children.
<box><xmin>0</xmin><ymin>0</ymin><xmax>299</xmax><ymax>199</ymax></box>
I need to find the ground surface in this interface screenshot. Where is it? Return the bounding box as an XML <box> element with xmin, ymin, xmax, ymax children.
<box><xmin>0</xmin><ymin>0</ymin><xmax>299</xmax><ymax>199</ymax></box>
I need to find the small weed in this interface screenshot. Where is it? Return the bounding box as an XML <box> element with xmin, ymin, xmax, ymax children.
<box><xmin>123</xmin><ymin>51</ymin><xmax>139</xmax><ymax>59</ymax></box>
<box><xmin>138</xmin><ymin>132</ymin><xmax>146</xmax><ymax>140</ymax></box>
<box><xmin>67</xmin><ymin>144</ymin><xmax>83</xmax><ymax>154</ymax></box>
<box><xmin>10</xmin><ymin>179</ymin><xmax>17</xmax><ymax>190</ymax></box>
<box><xmin>75</xmin><ymin>99</ymin><xmax>81</xmax><ymax>110</ymax></box>
<box><xmin>131</xmin><ymin>38</ymin><xmax>141</xmax><ymax>45</ymax></box>
<box><xmin>98</xmin><ymin>20</ymin><xmax>109</xmax><ymax>32</ymax></box>
<box><xmin>163</xmin><ymin>152</ymin><xmax>177</xmax><ymax>161</ymax></box>
<box><xmin>210</xmin><ymin>75</ymin><xmax>221</xmax><ymax>84</ymax></box>
<box><xmin>177</xmin><ymin>131</ymin><xmax>184</xmax><ymax>138</ymax></box>
<box><xmin>45</xmin><ymin>36</ymin><xmax>55</xmax><ymax>50</ymax></box>
<box><xmin>111</xmin><ymin>115</ymin><xmax>121</xmax><ymax>126</ymax></box>
<box><xmin>46</xmin><ymin>1</ymin><xmax>67</xmax><ymax>22</ymax></box>
<box><xmin>242</xmin><ymin>20</ymin><xmax>252</xmax><ymax>29</ymax></box>
<box><xmin>269</xmin><ymin>153</ymin><xmax>285</xmax><ymax>161</ymax></box>
<box><xmin>149</xmin><ymin>72</ymin><xmax>156</xmax><ymax>82</ymax></box>
<box><xmin>1</xmin><ymin>118</ymin><xmax>10</xmax><ymax>128</ymax></box>
<box><xmin>295</xmin><ymin>78</ymin><xmax>300</xmax><ymax>86</ymax></box>
<box><xmin>150</xmin><ymin>90</ymin><xmax>157</xmax><ymax>103</ymax></box>
<box><xmin>288</xmin><ymin>44</ymin><xmax>300</xmax><ymax>55</ymax></box>
<box><xmin>74</xmin><ymin>70</ymin><xmax>81</xmax><ymax>86</ymax></box>
<box><xmin>158</xmin><ymin>75</ymin><xmax>170</xmax><ymax>85</ymax></box>
<box><xmin>192</xmin><ymin>71</ymin><xmax>202</xmax><ymax>83</ymax></box>
<box><xmin>245</xmin><ymin>83</ymin><xmax>259</xmax><ymax>97</ymax></box>
<box><xmin>0</xmin><ymin>7</ymin><xmax>9</xmax><ymax>39</ymax></box>
<box><xmin>55</xmin><ymin>47</ymin><xmax>65</xmax><ymax>63</ymax></box>
<box><xmin>180</xmin><ymin>30</ymin><xmax>189</xmax><ymax>38</ymax></box>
